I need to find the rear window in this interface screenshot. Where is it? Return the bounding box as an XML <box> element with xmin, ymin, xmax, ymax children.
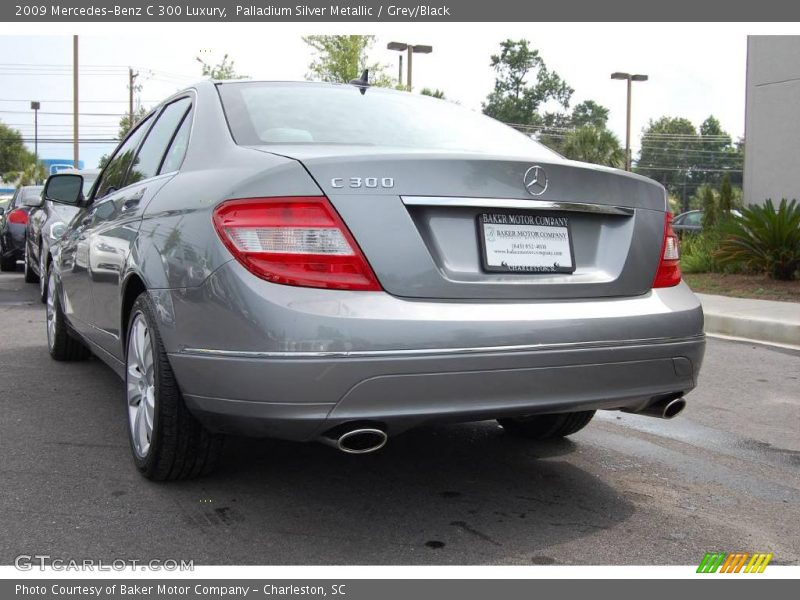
<box><xmin>217</xmin><ymin>82</ymin><xmax>559</xmax><ymax>157</ymax></box>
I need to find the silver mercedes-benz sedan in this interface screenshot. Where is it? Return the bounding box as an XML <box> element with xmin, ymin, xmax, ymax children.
<box><xmin>42</xmin><ymin>79</ymin><xmax>704</xmax><ymax>480</ymax></box>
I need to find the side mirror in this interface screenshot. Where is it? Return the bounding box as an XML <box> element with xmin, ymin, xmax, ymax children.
<box><xmin>43</xmin><ymin>174</ymin><xmax>84</xmax><ymax>206</ymax></box>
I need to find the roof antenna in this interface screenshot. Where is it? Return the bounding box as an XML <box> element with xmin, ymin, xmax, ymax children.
<box><xmin>349</xmin><ymin>69</ymin><xmax>370</xmax><ymax>94</ymax></box>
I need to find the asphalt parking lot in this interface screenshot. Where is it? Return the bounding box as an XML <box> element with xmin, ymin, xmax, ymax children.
<box><xmin>1</xmin><ymin>268</ymin><xmax>798</xmax><ymax>565</ymax></box>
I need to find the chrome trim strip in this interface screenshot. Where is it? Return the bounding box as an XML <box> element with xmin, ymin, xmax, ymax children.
<box><xmin>401</xmin><ymin>195</ymin><xmax>635</xmax><ymax>216</ymax></box>
<box><xmin>177</xmin><ymin>334</ymin><xmax>704</xmax><ymax>360</ymax></box>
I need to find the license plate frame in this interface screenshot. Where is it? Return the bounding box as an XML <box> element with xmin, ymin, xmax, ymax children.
<box><xmin>477</xmin><ymin>212</ymin><xmax>576</xmax><ymax>274</ymax></box>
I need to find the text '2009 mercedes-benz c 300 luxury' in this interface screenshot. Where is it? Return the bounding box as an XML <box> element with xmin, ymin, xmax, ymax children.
<box><xmin>41</xmin><ymin>79</ymin><xmax>704</xmax><ymax>480</ymax></box>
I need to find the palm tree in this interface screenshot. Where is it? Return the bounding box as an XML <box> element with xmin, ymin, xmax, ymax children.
<box><xmin>7</xmin><ymin>161</ymin><xmax>47</xmax><ymax>186</ymax></box>
<box><xmin>562</xmin><ymin>126</ymin><xmax>625</xmax><ymax>168</ymax></box>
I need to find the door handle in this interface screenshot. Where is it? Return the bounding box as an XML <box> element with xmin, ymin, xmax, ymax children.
<box><xmin>122</xmin><ymin>190</ymin><xmax>146</xmax><ymax>211</ymax></box>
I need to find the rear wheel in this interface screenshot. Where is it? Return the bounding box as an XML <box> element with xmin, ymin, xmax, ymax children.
<box><xmin>498</xmin><ymin>410</ymin><xmax>596</xmax><ymax>440</ymax></box>
<box><xmin>126</xmin><ymin>292</ymin><xmax>223</xmax><ymax>480</ymax></box>
<box><xmin>24</xmin><ymin>245</ymin><xmax>39</xmax><ymax>283</ymax></box>
<box><xmin>46</xmin><ymin>269</ymin><xmax>91</xmax><ymax>361</ymax></box>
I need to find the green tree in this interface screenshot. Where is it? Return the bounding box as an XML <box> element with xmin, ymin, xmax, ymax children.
<box><xmin>303</xmin><ymin>35</ymin><xmax>392</xmax><ymax>87</ymax></box>
<box><xmin>569</xmin><ymin>100</ymin><xmax>609</xmax><ymax>129</ymax></box>
<box><xmin>636</xmin><ymin>116</ymin><xmax>698</xmax><ymax>195</ymax></box>
<box><xmin>561</xmin><ymin>126</ymin><xmax>625</xmax><ymax>168</ymax></box>
<box><xmin>482</xmin><ymin>39</ymin><xmax>573</xmax><ymax>126</ymax></box>
<box><xmin>196</xmin><ymin>53</ymin><xmax>247</xmax><ymax>80</ymax></box>
<box><xmin>701</xmin><ymin>184</ymin><xmax>718</xmax><ymax>230</ymax></box>
<box><xmin>118</xmin><ymin>106</ymin><xmax>148</xmax><ymax>139</ymax></box>
<box><xmin>0</xmin><ymin>121</ymin><xmax>37</xmax><ymax>180</ymax></box>
<box><xmin>420</xmin><ymin>88</ymin><xmax>446</xmax><ymax>99</ymax></box>
<box><xmin>719</xmin><ymin>173</ymin><xmax>734</xmax><ymax>213</ymax></box>
<box><xmin>636</xmin><ymin>115</ymin><xmax>743</xmax><ymax>204</ymax></box>
<box><xmin>97</xmin><ymin>106</ymin><xmax>149</xmax><ymax>168</ymax></box>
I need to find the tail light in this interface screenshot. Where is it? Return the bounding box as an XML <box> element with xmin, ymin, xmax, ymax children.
<box><xmin>653</xmin><ymin>212</ymin><xmax>681</xmax><ymax>288</ymax></box>
<box><xmin>7</xmin><ymin>209</ymin><xmax>28</xmax><ymax>225</ymax></box>
<box><xmin>213</xmin><ymin>196</ymin><xmax>382</xmax><ymax>291</ymax></box>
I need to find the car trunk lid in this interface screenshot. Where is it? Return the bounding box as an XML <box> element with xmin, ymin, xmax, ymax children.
<box><xmin>250</xmin><ymin>145</ymin><xmax>667</xmax><ymax>300</ymax></box>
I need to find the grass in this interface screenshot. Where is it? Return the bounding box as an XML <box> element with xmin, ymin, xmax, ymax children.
<box><xmin>683</xmin><ymin>272</ymin><xmax>800</xmax><ymax>303</ymax></box>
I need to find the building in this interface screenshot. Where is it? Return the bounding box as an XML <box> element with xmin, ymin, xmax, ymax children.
<box><xmin>744</xmin><ymin>36</ymin><xmax>800</xmax><ymax>205</ymax></box>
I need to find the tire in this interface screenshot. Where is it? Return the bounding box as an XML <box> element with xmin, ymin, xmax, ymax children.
<box><xmin>498</xmin><ymin>410</ymin><xmax>596</xmax><ymax>440</ymax></box>
<box><xmin>24</xmin><ymin>244</ymin><xmax>39</xmax><ymax>284</ymax></box>
<box><xmin>46</xmin><ymin>269</ymin><xmax>91</xmax><ymax>361</ymax></box>
<box><xmin>39</xmin><ymin>250</ymin><xmax>49</xmax><ymax>303</ymax></box>
<box><xmin>125</xmin><ymin>292</ymin><xmax>223</xmax><ymax>480</ymax></box>
<box><xmin>0</xmin><ymin>251</ymin><xmax>16</xmax><ymax>272</ymax></box>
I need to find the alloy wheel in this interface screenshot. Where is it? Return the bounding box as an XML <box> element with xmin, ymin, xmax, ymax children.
<box><xmin>126</xmin><ymin>313</ymin><xmax>156</xmax><ymax>458</ymax></box>
<box><xmin>45</xmin><ymin>270</ymin><xmax>56</xmax><ymax>350</ymax></box>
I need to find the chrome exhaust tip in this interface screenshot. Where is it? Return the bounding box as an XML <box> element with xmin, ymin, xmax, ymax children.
<box><xmin>320</xmin><ymin>427</ymin><xmax>388</xmax><ymax>454</ymax></box>
<box><xmin>625</xmin><ymin>395</ymin><xmax>687</xmax><ymax>419</ymax></box>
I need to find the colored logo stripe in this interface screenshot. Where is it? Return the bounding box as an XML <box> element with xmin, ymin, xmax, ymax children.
<box><xmin>744</xmin><ymin>553</ymin><xmax>773</xmax><ymax>573</ymax></box>
<box><xmin>697</xmin><ymin>552</ymin><xmax>726</xmax><ymax>573</ymax></box>
<box><xmin>697</xmin><ymin>552</ymin><xmax>772</xmax><ymax>573</ymax></box>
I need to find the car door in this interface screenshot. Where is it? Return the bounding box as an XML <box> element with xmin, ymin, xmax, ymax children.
<box><xmin>87</xmin><ymin>97</ymin><xmax>194</xmax><ymax>359</ymax></box>
<box><xmin>58</xmin><ymin>114</ymin><xmax>155</xmax><ymax>336</ymax></box>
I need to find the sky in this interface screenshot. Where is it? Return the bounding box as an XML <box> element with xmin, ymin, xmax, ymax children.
<box><xmin>0</xmin><ymin>23</ymin><xmax>791</xmax><ymax>169</ymax></box>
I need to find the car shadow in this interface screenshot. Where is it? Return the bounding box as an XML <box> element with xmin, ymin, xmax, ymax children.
<box><xmin>172</xmin><ymin>424</ymin><xmax>636</xmax><ymax>564</ymax></box>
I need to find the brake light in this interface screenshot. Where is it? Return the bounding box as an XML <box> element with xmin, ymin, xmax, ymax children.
<box><xmin>212</xmin><ymin>197</ymin><xmax>382</xmax><ymax>291</ymax></box>
<box><xmin>653</xmin><ymin>212</ymin><xmax>681</xmax><ymax>288</ymax></box>
<box><xmin>7</xmin><ymin>209</ymin><xmax>28</xmax><ymax>225</ymax></box>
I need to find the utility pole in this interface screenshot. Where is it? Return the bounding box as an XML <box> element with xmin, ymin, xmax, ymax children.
<box><xmin>128</xmin><ymin>67</ymin><xmax>139</xmax><ymax>127</ymax></box>
<box><xmin>73</xmin><ymin>35</ymin><xmax>79</xmax><ymax>168</ymax></box>
<box><xmin>611</xmin><ymin>72</ymin><xmax>648</xmax><ymax>171</ymax></box>
<box><xmin>30</xmin><ymin>101</ymin><xmax>40</xmax><ymax>161</ymax></box>
<box><xmin>387</xmin><ymin>42</ymin><xmax>433</xmax><ymax>91</ymax></box>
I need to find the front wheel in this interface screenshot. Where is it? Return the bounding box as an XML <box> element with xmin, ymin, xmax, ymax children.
<box><xmin>125</xmin><ymin>292</ymin><xmax>223</xmax><ymax>480</ymax></box>
<box><xmin>498</xmin><ymin>411</ymin><xmax>596</xmax><ymax>440</ymax></box>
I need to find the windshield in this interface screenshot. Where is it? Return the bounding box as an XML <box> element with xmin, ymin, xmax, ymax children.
<box><xmin>217</xmin><ymin>82</ymin><xmax>559</xmax><ymax>158</ymax></box>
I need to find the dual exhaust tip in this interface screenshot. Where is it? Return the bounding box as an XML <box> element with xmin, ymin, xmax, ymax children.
<box><xmin>320</xmin><ymin>396</ymin><xmax>687</xmax><ymax>454</ymax></box>
<box><xmin>320</xmin><ymin>427</ymin><xmax>388</xmax><ymax>454</ymax></box>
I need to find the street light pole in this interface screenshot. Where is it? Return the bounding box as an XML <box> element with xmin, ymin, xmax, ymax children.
<box><xmin>30</xmin><ymin>101</ymin><xmax>40</xmax><ymax>161</ymax></box>
<box><xmin>611</xmin><ymin>72</ymin><xmax>648</xmax><ymax>171</ymax></box>
<box><xmin>73</xmin><ymin>35</ymin><xmax>79</xmax><ymax>168</ymax></box>
<box><xmin>387</xmin><ymin>42</ymin><xmax>433</xmax><ymax>91</ymax></box>
<box><xmin>128</xmin><ymin>67</ymin><xmax>139</xmax><ymax>126</ymax></box>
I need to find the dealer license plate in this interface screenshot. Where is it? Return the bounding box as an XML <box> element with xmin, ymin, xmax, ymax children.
<box><xmin>478</xmin><ymin>213</ymin><xmax>576</xmax><ymax>273</ymax></box>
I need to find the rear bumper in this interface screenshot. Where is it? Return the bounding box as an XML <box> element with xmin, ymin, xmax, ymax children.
<box><xmin>157</xmin><ymin>261</ymin><xmax>705</xmax><ymax>441</ymax></box>
<box><xmin>168</xmin><ymin>334</ymin><xmax>705</xmax><ymax>441</ymax></box>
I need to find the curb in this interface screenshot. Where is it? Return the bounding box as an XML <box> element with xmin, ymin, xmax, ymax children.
<box><xmin>697</xmin><ymin>293</ymin><xmax>800</xmax><ymax>350</ymax></box>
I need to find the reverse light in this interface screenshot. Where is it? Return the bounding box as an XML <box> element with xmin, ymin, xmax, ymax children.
<box><xmin>653</xmin><ymin>212</ymin><xmax>681</xmax><ymax>288</ymax></box>
<box><xmin>7</xmin><ymin>209</ymin><xmax>28</xmax><ymax>225</ymax></box>
<box><xmin>212</xmin><ymin>197</ymin><xmax>382</xmax><ymax>291</ymax></box>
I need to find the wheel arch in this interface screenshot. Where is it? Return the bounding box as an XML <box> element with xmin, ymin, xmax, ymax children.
<box><xmin>120</xmin><ymin>271</ymin><xmax>148</xmax><ymax>351</ymax></box>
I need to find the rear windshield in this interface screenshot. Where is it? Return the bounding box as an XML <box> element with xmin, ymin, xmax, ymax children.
<box><xmin>217</xmin><ymin>82</ymin><xmax>559</xmax><ymax>157</ymax></box>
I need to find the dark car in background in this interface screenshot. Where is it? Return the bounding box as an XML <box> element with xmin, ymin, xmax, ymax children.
<box><xmin>0</xmin><ymin>185</ymin><xmax>44</xmax><ymax>271</ymax></box>
<box><xmin>671</xmin><ymin>210</ymin><xmax>703</xmax><ymax>235</ymax></box>
<box><xmin>26</xmin><ymin>169</ymin><xmax>99</xmax><ymax>299</ymax></box>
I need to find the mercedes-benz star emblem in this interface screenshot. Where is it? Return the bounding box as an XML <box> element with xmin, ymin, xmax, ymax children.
<box><xmin>523</xmin><ymin>165</ymin><xmax>548</xmax><ymax>196</ymax></box>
